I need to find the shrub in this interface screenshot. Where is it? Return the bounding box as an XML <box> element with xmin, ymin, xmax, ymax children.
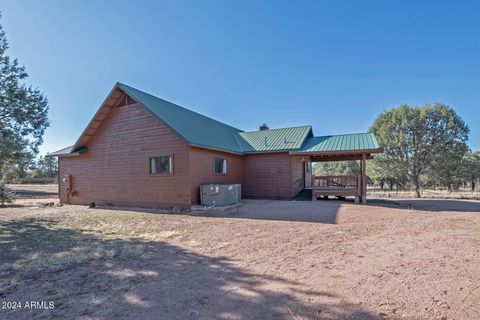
<box><xmin>0</xmin><ymin>183</ymin><xmax>16</xmax><ymax>206</ymax></box>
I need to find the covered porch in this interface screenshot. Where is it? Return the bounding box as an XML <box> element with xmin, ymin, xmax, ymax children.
<box><xmin>291</xmin><ymin>133</ymin><xmax>383</xmax><ymax>204</ymax></box>
<box><xmin>310</xmin><ymin>153</ymin><xmax>372</xmax><ymax>203</ymax></box>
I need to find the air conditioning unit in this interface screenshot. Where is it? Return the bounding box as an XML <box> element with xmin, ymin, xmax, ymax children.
<box><xmin>200</xmin><ymin>184</ymin><xmax>241</xmax><ymax>206</ymax></box>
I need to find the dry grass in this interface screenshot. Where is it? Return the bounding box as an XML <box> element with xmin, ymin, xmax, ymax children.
<box><xmin>0</xmin><ymin>207</ymin><xmax>181</xmax><ymax>275</ymax></box>
<box><xmin>52</xmin><ymin>210</ymin><xmax>181</xmax><ymax>241</ymax></box>
<box><xmin>371</xmin><ymin>188</ymin><xmax>480</xmax><ymax>200</ymax></box>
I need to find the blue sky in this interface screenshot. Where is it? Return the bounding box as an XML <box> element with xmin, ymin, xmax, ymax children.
<box><xmin>2</xmin><ymin>0</ymin><xmax>480</xmax><ymax>154</ymax></box>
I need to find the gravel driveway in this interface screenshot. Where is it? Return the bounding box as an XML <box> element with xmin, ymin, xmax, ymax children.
<box><xmin>1</xmin><ymin>196</ymin><xmax>479</xmax><ymax>319</ymax></box>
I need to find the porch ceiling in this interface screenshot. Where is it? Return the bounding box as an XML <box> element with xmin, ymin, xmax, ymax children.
<box><xmin>309</xmin><ymin>153</ymin><xmax>375</xmax><ymax>162</ymax></box>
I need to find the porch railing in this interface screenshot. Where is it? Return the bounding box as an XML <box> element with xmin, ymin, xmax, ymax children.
<box><xmin>312</xmin><ymin>175</ymin><xmax>361</xmax><ymax>197</ymax></box>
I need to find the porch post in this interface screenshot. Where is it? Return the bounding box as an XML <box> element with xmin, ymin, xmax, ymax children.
<box><xmin>361</xmin><ymin>153</ymin><xmax>367</xmax><ymax>204</ymax></box>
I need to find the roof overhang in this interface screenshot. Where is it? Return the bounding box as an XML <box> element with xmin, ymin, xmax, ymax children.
<box><xmin>46</xmin><ymin>147</ymin><xmax>88</xmax><ymax>157</ymax></box>
<box><xmin>190</xmin><ymin>143</ymin><xmax>245</xmax><ymax>156</ymax></box>
<box><xmin>290</xmin><ymin>147</ymin><xmax>384</xmax><ymax>156</ymax></box>
<box><xmin>290</xmin><ymin>147</ymin><xmax>384</xmax><ymax>162</ymax></box>
<box><xmin>244</xmin><ymin>149</ymin><xmax>295</xmax><ymax>155</ymax></box>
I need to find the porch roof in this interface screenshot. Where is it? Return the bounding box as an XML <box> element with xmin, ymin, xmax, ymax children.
<box><xmin>290</xmin><ymin>132</ymin><xmax>382</xmax><ymax>155</ymax></box>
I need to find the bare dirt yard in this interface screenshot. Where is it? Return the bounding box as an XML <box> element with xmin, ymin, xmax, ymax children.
<box><xmin>1</xmin><ymin>185</ymin><xmax>479</xmax><ymax>319</ymax></box>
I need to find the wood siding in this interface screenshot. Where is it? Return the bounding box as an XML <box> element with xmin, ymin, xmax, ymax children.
<box><xmin>58</xmin><ymin>103</ymin><xmax>305</xmax><ymax>206</ymax></box>
<box><xmin>242</xmin><ymin>153</ymin><xmax>295</xmax><ymax>199</ymax></box>
<box><xmin>291</xmin><ymin>156</ymin><xmax>305</xmax><ymax>196</ymax></box>
<box><xmin>58</xmin><ymin>103</ymin><xmax>192</xmax><ymax>207</ymax></box>
<box><xmin>189</xmin><ymin>147</ymin><xmax>243</xmax><ymax>204</ymax></box>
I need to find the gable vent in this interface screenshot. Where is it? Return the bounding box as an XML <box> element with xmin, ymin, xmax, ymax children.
<box><xmin>116</xmin><ymin>94</ymin><xmax>137</xmax><ymax>108</ymax></box>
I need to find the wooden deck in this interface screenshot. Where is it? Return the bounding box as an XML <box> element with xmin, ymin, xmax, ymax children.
<box><xmin>312</xmin><ymin>175</ymin><xmax>361</xmax><ymax>198</ymax></box>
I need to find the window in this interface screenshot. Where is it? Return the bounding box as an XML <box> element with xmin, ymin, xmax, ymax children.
<box><xmin>150</xmin><ymin>156</ymin><xmax>172</xmax><ymax>174</ymax></box>
<box><xmin>214</xmin><ymin>157</ymin><xmax>228</xmax><ymax>174</ymax></box>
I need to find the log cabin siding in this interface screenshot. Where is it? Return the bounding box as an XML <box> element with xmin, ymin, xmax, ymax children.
<box><xmin>242</xmin><ymin>153</ymin><xmax>294</xmax><ymax>199</ymax></box>
<box><xmin>189</xmin><ymin>147</ymin><xmax>243</xmax><ymax>204</ymax></box>
<box><xmin>58</xmin><ymin>103</ymin><xmax>192</xmax><ymax>207</ymax></box>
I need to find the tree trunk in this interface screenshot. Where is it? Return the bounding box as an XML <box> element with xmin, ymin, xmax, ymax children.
<box><xmin>413</xmin><ymin>176</ymin><xmax>421</xmax><ymax>198</ymax></box>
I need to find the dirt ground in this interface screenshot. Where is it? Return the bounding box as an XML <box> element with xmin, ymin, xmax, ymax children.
<box><xmin>1</xmin><ymin>186</ymin><xmax>479</xmax><ymax>319</ymax></box>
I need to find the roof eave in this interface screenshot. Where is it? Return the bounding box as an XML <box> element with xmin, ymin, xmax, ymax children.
<box><xmin>290</xmin><ymin>147</ymin><xmax>384</xmax><ymax>155</ymax></box>
<box><xmin>244</xmin><ymin>149</ymin><xmax>298</xmax><ymax>155</ymax></box>
<box><xmin>189</xmin><ymin>143</ymin><xmax>245</xmax><ymax>156</ymax></box>
<box><xmin>47</xmin><ymin>147</ymin><xmax>88</xmax><ymax>158</ymax></box>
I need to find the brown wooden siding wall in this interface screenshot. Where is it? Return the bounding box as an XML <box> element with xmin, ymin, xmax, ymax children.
<box><xmin>242</xmin><ymin>152</ymin><xmax>295</xmax><ymax>199</ymax></box>
<box><xmin>58</xmin><ymin>102</ymin><xmax>304</xmax><ymax>206</ymax></box>
<box><xmin>58</xmin><ymin>103</ymin><xmax>192</xmax><ymax>207</ymax></box>
<box><xmin>291</xmin><ymin>156</ymin><xmax>305</xmax><ymax>197</ymax></box>
<box><xmin>189</xmin><ymin>147</ymin><xmax>243</xmax><ymax>204</ymax></box>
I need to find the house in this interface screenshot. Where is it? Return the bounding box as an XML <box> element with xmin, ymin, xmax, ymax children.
<box><xmin>50</xmin><ymin>82</ymin><xmax>383</xmax><ymax>208</ymax></box>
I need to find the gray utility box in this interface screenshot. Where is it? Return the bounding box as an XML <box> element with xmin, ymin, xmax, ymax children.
<box><xmin>200</xmin><ymin>184</ymin><xmax>241</xmax><ymax>206</ymax></box>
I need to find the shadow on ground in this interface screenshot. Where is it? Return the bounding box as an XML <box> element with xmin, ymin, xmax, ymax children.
<box><xmin>93</xmin><ymin>199</ymin><xmax>342</xmax><ymax>224</ymax></box>
<box><xmin>0</xmin><ymin>217</ymin><xmax>381</xmax><ymax>320</ymax></box>
<box><xmin>197</xmin><ymin>196</ymin><xmax>480</xmax><ymax>225</ymax></box>
<box><xmin>197</xmin><ymin>199</ymin><xmax>342</xmax><ymax>224</ymax></box>
<box><xmin>292</xmin><ymin>188</ymin><xmax>313</xmax><ymax>201</ymax></box>
<box><xmin>7</xmin><ymin>189</ymin><xmax>58</xmax><ymax>199</ymax></box>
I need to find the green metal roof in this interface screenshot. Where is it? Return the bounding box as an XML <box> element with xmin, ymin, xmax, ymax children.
<box><xmin>292</xmin><ymin>132</ymin><xmax>381</xmax><ymax>154</ymax></box>
<box><xmin>118</xmin><ymin>83</ymin><xmax>246</xmax><ymax>154</ymax></box>
<box><xmin>50</xmin><ymin>82</ymin><xmax>382</xmax><ymax>157</ymax></box>
<box><xmin>238</xmin><ymin>126</ymin><xmax>312</xmax><ymax>153</ymax></box>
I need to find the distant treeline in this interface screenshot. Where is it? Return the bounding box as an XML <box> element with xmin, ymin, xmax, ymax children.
<box><xmin>1</xmin><ymin>155</ymin><xmax>57</xmax><ymax>183</ymax></box>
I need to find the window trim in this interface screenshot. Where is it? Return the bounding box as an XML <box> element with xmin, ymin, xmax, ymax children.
<box><xmin>149</xmin><ymin>154</ymin><xmax>174</xmax><ymax>176</ymax></box>
<box><xmin>213</xmin><ymin>157</ymin><xmax>228</xmax><ymax>175</ymax></box>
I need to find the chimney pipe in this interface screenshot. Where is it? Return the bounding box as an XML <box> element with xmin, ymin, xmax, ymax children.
<box><xmin>259</xmin><ymin>123</ymin><xmax>269</xmax><ymax>131</ymax></box>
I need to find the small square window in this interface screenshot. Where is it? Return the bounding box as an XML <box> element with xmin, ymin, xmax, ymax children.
<box><xmin>150</xmin><ymin>156</ymin><xmax>172</xmax><ymax>174</ymax></box>
<box><xmin>214</xmin><ymin>157</ymin><xmax>227</xmax><ymax>174</ymax></box>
